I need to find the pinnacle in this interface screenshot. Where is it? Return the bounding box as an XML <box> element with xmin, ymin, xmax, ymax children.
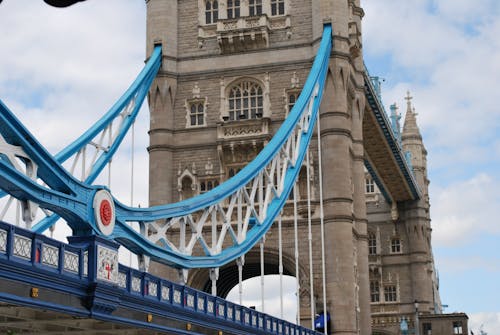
<box><xmin>402</xmin><ymin>91</ymin><xmax>422</xmax><ymax>140</ymax></box>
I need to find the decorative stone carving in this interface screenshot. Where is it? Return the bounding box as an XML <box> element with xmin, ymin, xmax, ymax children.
<box><xmin>96</xmin><ymin>245</ymin><xmax>119</xmax><ymax>284</ymax></box>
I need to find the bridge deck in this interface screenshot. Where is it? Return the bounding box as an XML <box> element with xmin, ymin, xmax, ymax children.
<box><xmin>0</xmin><ymin>221</ymin><xmax>318</xmax><ymax>335</ymax></box>
<box><xmin>363</xmin><ymin>71</ymin><xmax>420</xmax><ymax>202</ymax></box>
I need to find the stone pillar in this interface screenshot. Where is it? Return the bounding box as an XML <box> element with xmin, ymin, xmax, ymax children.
<box><xmin>146</xmin><ymin>0</ymin><xmax>179</xmax><ymax>282</ymax></box>
<box><xmin>320</xmin><ymin>63</ymin><xmax>357</xmax><ymax>335</ymax></box>
<box><xmin>352</xmin><ymin>91</ymin><xmax>370</xmax><ymax>335</ymax></box>
<box><xmin>349</xmin><ymin>1</ymin><xmax>371</xmax><ymax>333</ymax></box>
<box><xmin>147</xmin><ymin>0</ymin><xmax>178</xmax><ymax>207</ymax></box>
<box><xmin>320</xmin><ymin>58</ymin><xmax>358</xmax><ymax>335</ymax></box>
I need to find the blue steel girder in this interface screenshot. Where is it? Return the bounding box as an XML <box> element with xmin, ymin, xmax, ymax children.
<box><xmin>0</xmin><ymin>25</ymin><xmax>333</xmax><ymax>270</ymax></box>
<box><xmin>0</xmin><ymin>221</ymin><xmax>321</xmax><ymax>335</ymax></box>
<box><xmin>363</xmin><ymin>67</ymin><xmax>421</xmax><ymax>203</ymax></box>
<box><xmin>31</xmin><ymin>45</ymin><xmax>162</xmax><ymax>233</ymax></box>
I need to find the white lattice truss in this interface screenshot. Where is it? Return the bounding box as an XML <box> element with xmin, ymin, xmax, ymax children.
<box><xmin>0</xmin><ymin>133</ymin><xmax>40</xmax><ymax>227</ymax></box>
<box><xmin>67</xmin><ymin>96</ymin><xmax>137</xmax><ymax>182</ymax></box>
<box><xmin>144</xmin><ymin>84</ymin><xmax>319</xmax><ymax>258</ymax></box>
<box><xmin>0</xmin><ymin>95</ymin><xmax>138</xmax><ymax>229</ymax></box>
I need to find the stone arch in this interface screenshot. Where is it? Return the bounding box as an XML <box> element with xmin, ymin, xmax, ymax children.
<box><xmin>177</xmin><ymin>168</ymin><xmax>197</xmax><ymax>200</ymax></box>
<box><xmin>187</xmin><ymin>247</ymin><xmax>306</xmax><ymax>299</ymax></box>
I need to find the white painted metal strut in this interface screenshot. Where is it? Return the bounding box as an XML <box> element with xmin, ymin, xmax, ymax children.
<box><xmin>317</xmin><ymin>112</ymin><xmax>328</xmax><ymax>335</ymax></box>
<box><xmin>0</xmin><ymin>26</ymin><xmax>333</xmax><ymax>270</ymax></box>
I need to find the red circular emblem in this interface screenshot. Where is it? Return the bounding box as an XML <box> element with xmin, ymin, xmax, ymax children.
<box><xmin>99</xmin><ymin>199</ymin><xmax>112</xmax><ymax>226</ymax></box>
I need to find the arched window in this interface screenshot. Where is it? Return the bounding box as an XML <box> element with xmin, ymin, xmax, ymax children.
<box><xmin>288</xmin><ymin>92</ymin><xmax>298</xmax><ymax>111</ymax></box>
<box><xmin>249</xmin><ymin>0</ymin><xmax>262</xmax><ymax>16</ymax></box>
<box><xmin>181</xmin><ymin>176</ymin><xmax>194</xmax><ymax>200</ymax></box>
<box><xmin>228</xmin><ymin>81</ymin><xmax>263</xmax><ymax>121</ymax></box>
<box><xmin>189</xmin><ymin>102</ymin><xmax>205</xmax><ymax>126</ymax></box>
<box><xmin>227</xmin><ymin>0</ymin><xmax>240</xmax><ymax>19</ymax></box>
<box><xmin>205</xmin><ymin>0</ymin><xmax>218</xmax><ymax>24</ymax></box>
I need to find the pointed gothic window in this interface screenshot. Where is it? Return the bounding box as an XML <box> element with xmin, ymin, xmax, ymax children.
<box><xmin>249</xmin><ymin>0</ymin><xmax>262</xmax><ymax>16</ymax></box>
<box><xmin>205</xmin><ymin>0</ymin><xmax>218</xmax><ymax>24</ymax></box>
<box><xmin>189</xmin><ymin>102</ymin><xmax>205</xmax><ymax>126</ymax></box>
<box><xmin>227</xmin><ymin>0</ymin><xmax>240</xmax><ymax>19</ymax></box>
<box><xmin>270</xmin><ymin>0</ymin><xmax>285</xmax><ymax>16</ymax></box>
<box><xmin>228</xmin><ymin>81</ymin><xmax>263</xmax><ymax>121</ymax></box>
<box><xmin>181</xmin><ymin>176</ymin><xmax>194</xmax><ymax>200</ymax></box>
<box><xmin>288</xmin><ymin>92</ymin><xmax>299</xmax><ymax>112</ymax></box>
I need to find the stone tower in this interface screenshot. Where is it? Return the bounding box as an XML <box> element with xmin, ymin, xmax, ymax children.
<box><xmin>366</xmin><ymin>93</ymin><xmax>441</xmax><ymax>334</ymax></box>
<box><xmin>146</xmin><ymin>1</ymin><xmax>369</xmax><ymax>334</ymax></box>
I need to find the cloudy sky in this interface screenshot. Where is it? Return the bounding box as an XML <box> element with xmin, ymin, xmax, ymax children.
<box><xmin>0</xmin><ymin>0</ymin><xmax>498</xmax><ymax>334</ymax></box>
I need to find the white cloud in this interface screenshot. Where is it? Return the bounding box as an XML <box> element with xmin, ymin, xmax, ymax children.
<box><xmin>0</xmin><ymin>1</ymin><xmax>150</xmax><ymax>247</ymax></box>
<box><xmin>431</xmin><ymin>173</ymin><xmax>500</xmax><ymax>246</ymax></box>
<box><xmin>0</xmin><ymin>0</ymin><xmax>147</xmax><ymax>152</ymax></box>
<box><xmin>364</xmin><ymin>0</ymin><xmax>500</xmax><ymax>161</ymax></box>
<box><xmin>227</xmin><ymin>275</ymin><xmax>298</xmax><ymax>323</ymax></box>
<box><xmin>469</xmin><ymin>312</ymin><xmax>500</xmax><ymax>335</ymax></box>
<box><xmin>437</xmin><ymin>256</ymin><xmax>500</xmax><ymax>274</ymax></box>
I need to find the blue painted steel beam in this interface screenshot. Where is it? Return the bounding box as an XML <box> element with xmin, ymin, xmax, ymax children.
<box><xmin>0</xmin><ymin>220</ymin><xmax>320</xmax><ymax>335</ymax></box>
<box><xmin>363</xmin><ymin>66</ymin><xmax>421</xmax><ymax>201</ymax></box>
<box><xmin>108</xmin><ymin>25</ymin><xmax>333</xmax><ymax>268</ymax></box>
<box><xmin>31</xmin><ymin>46</ymin><xmax>162</xmax><ymax>233</ymax></box>
<box><xmin>0</xmin><ymin>26</ymin><xmax>332</xmax><ymax>269</ymax></box>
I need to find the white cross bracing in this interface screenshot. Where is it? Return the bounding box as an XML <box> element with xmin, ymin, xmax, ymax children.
<box><xmin>0</xmin><ymin>94</ymin><xmax>138</xmax><ymax>232</ymax></box>
<box><xmin>0</xmin><ymin>133</ymin><xmax>43</xmax><ymax>228</ymax></box>
<box><xmin>142</xmin><ymin>84</ymin><xmax>319</xmax><ymax>260</ymax></box>
<box><xmin>68</xmin><ymin>96</ymin><xmax>136</xmax><ymax>183</ymax></box>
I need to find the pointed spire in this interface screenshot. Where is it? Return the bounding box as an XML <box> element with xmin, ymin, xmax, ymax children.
<box><xmin>402</xmin><ymin>90</ymin><xmax>422</xmax><ymax>140</ymax></box>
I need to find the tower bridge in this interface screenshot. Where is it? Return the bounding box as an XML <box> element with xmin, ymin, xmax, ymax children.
<box><xmin>0</xmin><ymin>1</ymin><xmax>442</xmax><ymax>334</ymax></box>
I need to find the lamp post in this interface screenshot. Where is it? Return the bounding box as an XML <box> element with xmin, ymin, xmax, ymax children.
<box><xmin>414</xmin><ymin>301</ymin><xmax>420</xmax><ymax>335</ymax></box>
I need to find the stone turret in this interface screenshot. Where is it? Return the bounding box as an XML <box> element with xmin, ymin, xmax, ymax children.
<box><xmin>400</xmin><ymin>91</ymin><xmax>436</xmax><ymax>314</ymax></box>
<box><xmin>402</xmin><ymin>91</ymin><xmax>428</xmax><ymax>194</ymax></box>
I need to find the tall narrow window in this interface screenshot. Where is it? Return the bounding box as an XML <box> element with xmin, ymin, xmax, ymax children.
<box><xmin>365</xmin><ymin>177</ymin><xmax>375</xmax><ymax>193</ymax></box>
<box><xmin>228</xmin><ymin>81</ymin><xmax>263</xmax><ymax>121</ymax></box>
<box><xmin>181</xmin><ymin>177</ymin><xmax>194</xmax><ymax>200</ymax></box>
<box><xmin>368</xmin><ymin>232</ymin><xmax>377</xmax><ymax>255</ymax></box>
<box><xmin>205</xmin><ymin>0</ymin><xmax>218</xmax><ymax>24</ymax></box>
<box><xmin>189</xmin><ymin>102</ymin><xmax>205</xmax><ymax>126</ymax></box>
<box><xmin>384</xmin><ymin>285</ymin><xmax>397</xmax><ymax>302</ymax></box>
<box><xmin>370</xmin><ymin>281</ymin><xmax>380</xmax><ymax>302</ymax></box>
<box><xmin>288</xmin><ymin>92</ymin><xmax>299</xmax><ymax>112</ymax></box>
<box><xmin>227</xmin><ymin>0</ymin><xmax>240</xmax><ymax>19</ymax></box>
<box><xmin>271</xmin><ymin>0</ymin><xmax>285</xmax><ymax>16</ymax></box>
<box><xmin>249</xmin><ymin>0</ymin><xmax>262</xmax><ymax>16</ymax></box>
